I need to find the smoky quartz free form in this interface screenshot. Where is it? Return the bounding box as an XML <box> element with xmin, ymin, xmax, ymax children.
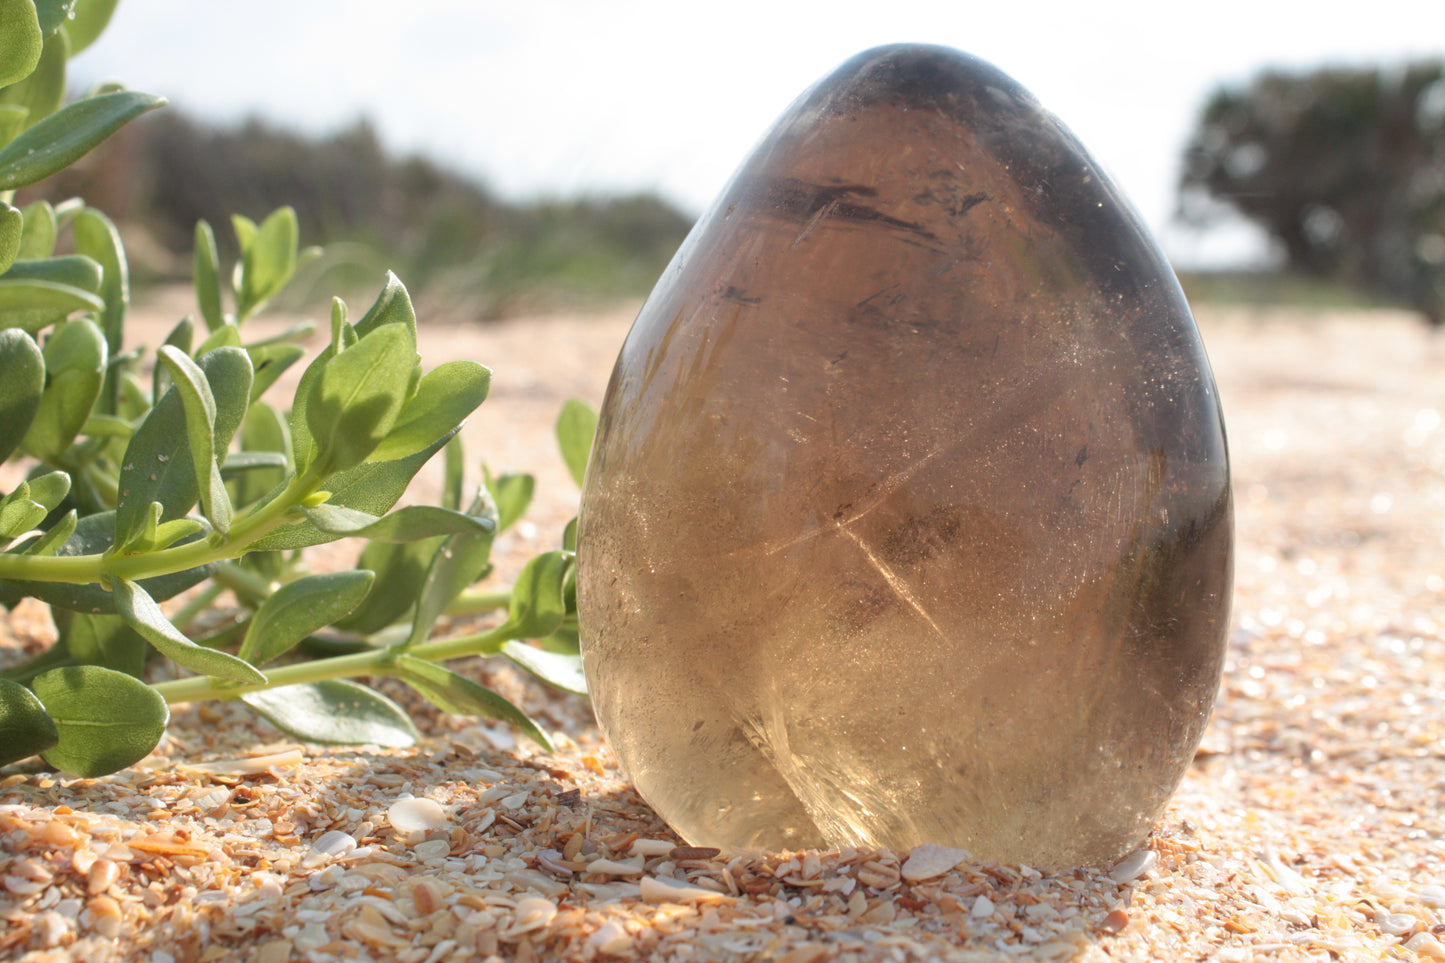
<box><xmin>577</xmin><ymin>44</ymin><xmax>1232</xmax><ymax>868</ymax></box>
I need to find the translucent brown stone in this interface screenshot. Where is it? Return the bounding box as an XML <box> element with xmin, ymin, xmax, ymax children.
<box><xmin>576</xmin><ymin>44</ymin><xmax>1232</xmax><ymax>868</ymax></box>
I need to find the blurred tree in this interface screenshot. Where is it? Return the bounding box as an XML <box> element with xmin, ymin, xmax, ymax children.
<box><xmin>1179</xmin><ymin>61</ymin><xmax>1445</xmax><ymax>323</ymax></box>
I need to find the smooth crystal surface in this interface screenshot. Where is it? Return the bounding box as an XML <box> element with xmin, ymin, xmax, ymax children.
<box><xmin>577</xmin><ymin>44</ymin><xmax>1232</xmax><ymax>868</ymax></box>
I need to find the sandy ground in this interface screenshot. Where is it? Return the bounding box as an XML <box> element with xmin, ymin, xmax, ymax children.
<box><xmin>2</xmin><ymin>295</ymin><xmax>1444</xmax><ymax>961</ymax></box>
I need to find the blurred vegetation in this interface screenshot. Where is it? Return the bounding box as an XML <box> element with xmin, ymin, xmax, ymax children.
<box><xmin>1176</xmin><ymin>270</ymin><xmax>1407</xmax><ymax>312</ymax></box>
<box><xmin>1179</xmin><ymin>59</ymin><xmax>1445</xmax><ymax>324</ymax></box>
<box><xmin>17</xmin><ymin>109</ymin><xmax>694</xmax><ymax>319</ymax></box>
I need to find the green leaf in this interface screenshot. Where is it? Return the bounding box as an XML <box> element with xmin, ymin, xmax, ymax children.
<box><xmin>556</xmin><ymin>398</ymin><xmax>598</xmax><ymax>488</ymax></box>
<box><xmin>0</xmin><ymin>278</ymin><xmax>104</xmax><ymax>333</ymax></box>
<box><xmin>0</xmin><ymin>0</ymin><xmax>43</xmax><ymax>89</ymax></box>
<box><xmin>71</xmin><ymin>207</ymin><xmax>128</xmax><ymax>410</ymax></box>
<box><xmin>284</xmin><ymin>340</ymin><xmax>333</xmax><ymax>473</ymax></box>
<box><xmin>0</xmin><ymin>256</ymin><xmax>105</xmax><ymax>335</ymax></box>
<box><xmin>305</xmin><ymin>323</ymin><xmax>417</xmax><ymax>476</ymax></box>
<box><xmin>246</xmin><ymin>342</ymin><xmax>304</xmax><ymax>402</ymax></box>
<box><xmin>442</xmin><ymin>434</ymin><xmax>464</xmax><ymax>512</ymax></box>
<box><xmin>193</xmin><ymin>219</ymin><xmax>224</xmax><ymax>331</ymax></box>
<box><xmin>486</xmin><ymin>471</ymin><xmax>535</xmax><ymax>533</ymax></box>
<box><xmin>368</xmin><ymin>360</ymin><xmax>491</xmax><ymax>463</ymax></box>
<box><xmin>237</xmin><ymin>570</ymin><xmax>374</xmax><ymax>666</ymax></box>
<box><xmin>156</xmin><ymin>345</ymin><xmax>233</xmax><ymax>535</ymax></box>
<box><xmin>147</xmin><ymin>517</ymin><xmax>203</xmax><ymax>552</ymax></box>
<box><xmin>110</xmin><ymin>576</ymin><xmax>266</xmax><ymax>684</ymax></box>
<box><xmin>24</xmin><ymin>469</ymin><xmax>69</xmax><ymax>510</ymax></box>
<box><xmin>21</xmin><ymin>506</ymin><xmax>73</xmax><ymax>556</ymax></box>
<box><xmin>33</xmin><ymin>665</ymin><xmax>168</xmax><ymax>777</ymax></box>
<box><xmin>236</xmin><ymin>206</ymin><xmax>297</xmax><ymax>319</ymax></box>
<box><xmin>501</xmin><ymin>551</ymin><xmax>573</xmax><ymax>640</ymax></box>
<box><xmin>161</xmin><ymin>313</ymin><xmax>195</xmax><ymax>355</ymax></box>
<box><xmin>0</xmin><ymin>202</ymin><xmax>20</xmax><ymax>274</ymax></box>
<box><xmin>150</xmin><ymin>315</ymin><xmax>192</xmax><ymax>401</ymax></box>
<box><xmin>0</xmin><ymin>22</ymin><xmax>66</xmax><ymax>124</ymax></box>
<box><xmin>0</xmin><ymin>89</ymin><xmax>166</xmax><ymax>189</ymax></box>
<box><xmin>392</xmin><ymin>655</ymin><xmax>553</xmax><ymax>751</ymax></box>
<box><xmin>17</xmin><ymin>200</ymin><xmax>56</xmax><ymax>259</ymax></box>
<box><xmin>301</xmin><ymin>503</ymin><xmax>494</xmax><ymax>544</ymax></box>
<box><xmin>231</xmin><ymin>399</ymin><xmax>289</xmax><ymax>510</ymax></box>
<box><xmin>284</xmin><ymin>274</ymin><xmax>411</xmax><ymax>472</ymax></box>
<box><xmin>0</xmin><ymin>490</ymin><xmax>45</xmax><ymax>540</ymax></box>
<box><xmin>114</xmin><ymin>347</ymin><xmax>252</xmax><ymax>549</ymax></box>
<box><xmin>230</xmin><ymin>212</ymin><xmax>256</xmax><ymax>251</ymax></box>
<box><xmin>355</xmin><ymin>270</ymin><xmax>416</xmax><ymax>339</ymax></box>
<box><xmin>63</xmin><ymin>0</ymin><xmax>118</xmax><ymax>56</ymax></box>
<box><xmin>20</xmin><ymin>316</ymin><xmax>106</xmax><ymax>461</ymax></box>
<box><xmin>116</xmin><ymin>369</ymin><xmax>147</xmax><ymax>422</ymax></box>
<box><xmin>0</xmin><ymin>677</ymin><xmax>58</xmax><ymax>768</ymax></box>
<box><xmin>220</xmin><ymin>451</ymin><xmax>287</xmax><ymax>474</ymax></box>
<box><xmin>247</xmin><ymin>427</ymin><xmax>457</xmax><ymax>552</ymax></box>
<box><xmin>500</xmin><ymin>641</ymin><xmax>588</xmax><ymax>696</ymax></box>
<box><xmin>333</xmin><ymin>538</ymin><xmax>440</xmax><ymax>635</ymax></box>
<box><xmin>0</xmin><ymin>254</ymin><xmax>104</xmax><ymax>291</ymax></box>
<box><xmin>33</xmin><ymin>0</ymin><xmax>73</xmax><ymax>36</ymax></box>
<box><xmin>404</xmin><ymin>489</ymin><xmax>499</xmax><ymax>648</ymax></box>
<box><xmin>54</xmin><ymin>610</ymin><xmax>146</xmax><ymax>677</ymax></box>
<box><xmin>241</xmin><ymin>680</ymin><xmax>417</xmax><ymax>747</ymax></box>
<box><xmin>0</xmin><ymin>326</ymin><xmax>44</xmax><ymax>462</ymax></box>
<box><xmin>537</xmin><ymin>625</ymin><xmax>579</xmax><ymax>654</ymax></box>
<box><xmin>0</xmin><ymin>104</ymin><xmax>28</xmax><ymax>151</ymax></box>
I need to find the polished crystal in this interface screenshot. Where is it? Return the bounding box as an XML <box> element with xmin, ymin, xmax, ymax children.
<box><xmin>577</xmin><ymin>44</ymin><xmax>1232</xmax><ymax>868</ymax></box>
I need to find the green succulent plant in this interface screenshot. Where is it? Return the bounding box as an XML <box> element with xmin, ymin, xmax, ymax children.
<box><xmin>0</xmin><ymin>0</ymin><xmax>590</xmax><ymax>778</ymax></box>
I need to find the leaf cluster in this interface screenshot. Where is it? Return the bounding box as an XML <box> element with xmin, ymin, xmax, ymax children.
<box><xmin>0</xmin><ymin>1</ymin><xmax>596</xmax><ymax>778</ymax></box>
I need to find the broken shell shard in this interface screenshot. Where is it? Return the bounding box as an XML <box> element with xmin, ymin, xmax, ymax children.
<box><xmin>577</xmin><ymin>44</ymin><xmax>1232</xmax><ymax>868</ymax></box>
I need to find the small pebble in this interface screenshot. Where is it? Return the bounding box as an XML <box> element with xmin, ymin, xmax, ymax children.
<box><xmin>1098</xmin><ymin>908</ymin><xmax>1129</xmax><ymax>933</ymax></box>
<box><xmin>1406</xmin><ymin>932</ymin><xmax>1445</xmax><ymax>960</ymax></box>
<box><xmin>901</xmin><ymin>843</ymin><xmax>971</xmax><ymax>882</ymax></box>
<box><xmin>1378</xmin><ymin>912</ymin><xmax>1418</xmax><ymax>936</ymax></box>
<box><xmin>304</xmin><ymin>830</ymin><xmax>357</xmax><ymax>866</ymax></box>
<box><xmin>589</xmin><ymin>919</ymin><xmax>631</xmax><ymax>954</ymax></box>
<box><xmin>970</xmin><ymin>895</ymin><xmax>995</xmax><ymax>918</ymax></box>
<box><xmin>86</xmin><ymin>859</ymin><xmax>119</xmax><ymax>895</ymax></box>
<box><xmin>587</xmin><ymin>857</ymin><xmax>646</xmax><ymax>877</ymax></box>
<box><xmin>1109</xmin><ymin>848</ymin><xmax>1158</xmax><ymax>884</ymax></box>
<box><xmin>388</xmin><ymin>797</ymin><xmax>448</xmax><ymax>835</ymax></box>
<box><xmin>639</xmin><ymin>875</ymin><xmax>732</xmax><ymax>904</ymax></box>
<box><xmin>1417</xmin><ymin>884</ymin><xmax>1445</xmax><ymax>909</ymax></box>
<box><xmin>293</xmin><ymin>922</ymin><xmax>331</xmax><ymax>953</ymax></box>
<box><xmin>506</xmin><ymin>896</ymin><xmax>558</xmax><ymax>935</ymax></box>
<box><xmin>631</xmin><ymin>839</ymin><xmax>676</xmax><ymax>856</ymax></box>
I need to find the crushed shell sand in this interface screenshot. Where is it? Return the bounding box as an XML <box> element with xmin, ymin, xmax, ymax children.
<box><xmin>3</xmin><ymin>302</ymin><xmax>1445</xmax><ymax>962</ymax></box>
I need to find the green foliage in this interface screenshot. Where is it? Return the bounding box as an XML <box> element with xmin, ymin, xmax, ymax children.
<box><xmin>556</xmin><ymin>398</ymin><xmax>598</xmax><ymax>487</ymax></box>
<box><xmin>32</xmin><ymin>665</ymin><xmax>168</xmax><ymax>777</ymax></box>
<box><xmin>1180</xmin><ymin>60</ymin><xmax>1445</xmax><ymax>323</ymax></box>
<box><xmin>0</xmin><ymin>677</ymin><xmax>56</xmax><ymax>766</ymax></box>
<box><xmin>22</xmin><ymin>108</ymin><xmax>694</xmax><ymax>318</ymax></box>
<box><xmin>240</xmin><ymin>680</ymin><xmax>418</xmax><ymax>748</ymax></box>
<box><xmin>0</xmin><ymin>2</ymin><xmax>598</xmax><ymax>778</ymax></box>
<box><xmin>0</xmin><ymin>0</ymin><xmax>42</xmax><ymax>90</ymax></box>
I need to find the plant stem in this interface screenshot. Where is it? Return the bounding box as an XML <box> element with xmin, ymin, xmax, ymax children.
<box><xmin>444</xmin><ymin>586</ymin><xmax>511</xmax><ymax>617</ymax></box>
<box><xmin>210</xmin><ymin>562</ymin><xmax>275</xmax><ymax>606</ymax></box>
<box><xmin>152</xmin><ymin>623</ymin><xmax>514</xmax><ymax>706</ymax></box>
<box><xmin>0</xmin><ymin>467</ymin><xmax>321</xmax><ymax>585</ymax></box>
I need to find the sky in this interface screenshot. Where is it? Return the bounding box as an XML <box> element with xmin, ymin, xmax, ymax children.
<box><xmin>71</xmin><ymin>0</ymin><xmax>1445</xmax><ymax>269</ymax></box>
